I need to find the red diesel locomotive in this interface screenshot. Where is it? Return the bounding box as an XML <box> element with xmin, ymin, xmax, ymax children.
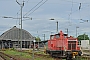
<box><xmin>46</xmin><ymin>30</ymin><xmax>82</xmax><ymax>60</ymax></box>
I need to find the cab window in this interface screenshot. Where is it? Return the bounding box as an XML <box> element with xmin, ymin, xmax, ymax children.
<box><xmin>56</xmin><ymin>34</ymin><xmax>60</xmax><ymax>38</ymax></box>
<box><xmin>51</xmin><ymin>35</ymin><xmax>54</xmax><ymax>39</ymax></box>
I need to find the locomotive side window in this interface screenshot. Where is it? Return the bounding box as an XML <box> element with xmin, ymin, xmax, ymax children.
<box><xmin>51</xmin><ymin>35</ymin><xmax>54</xmax><ymax>39</ymax></box>
<box><xmin>56</xmin><ymin>34</ymin><xmax>60</xmax><ymax>38</ymax></box>
<box><xmin>64</xmin><ymin>34</ymin><xmax>67</xmax><ymax>38</ymax></box>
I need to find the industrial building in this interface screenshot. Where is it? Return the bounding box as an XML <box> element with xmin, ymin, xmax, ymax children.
<box><xmin>0</xmin><ymin>26</ymin><xmax>34</xmax><ymax>49</ymax></box>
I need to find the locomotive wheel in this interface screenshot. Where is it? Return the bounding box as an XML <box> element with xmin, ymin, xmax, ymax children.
<box><xmin>50</xmin><ymin>52</ymin><xmax>53</xmax><ymax>57</ymax></box>
<box><xmin>66</xmin><ymin>57</ymin><xmax>72</xmax><ymax>60</ymax></box>
<box><xmin>66</xmin><ymin>55</ymin><xmax>73</xmax><ymax>60</ymax></box>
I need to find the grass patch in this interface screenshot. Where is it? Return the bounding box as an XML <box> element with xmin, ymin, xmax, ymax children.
<box><xmin>0</xmin><ymin>49</ymin><xmax>54</xmax><ymax>60</ymax></box>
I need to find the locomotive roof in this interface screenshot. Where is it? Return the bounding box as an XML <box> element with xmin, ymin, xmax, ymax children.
<box><xmin>50</xmin><ymin>33</ymin><xmax>68</xmax><ymax>36</ymax></box>
<box><xmin>68</xmin><ymin>36</ymin><xmax>77</xmax><ymax>40</ymax></box>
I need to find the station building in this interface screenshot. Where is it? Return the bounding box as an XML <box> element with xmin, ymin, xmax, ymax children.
<box><xmin>0</xmin><ymin>26</ymin><xmax>34</xmax><ymax>49</ymax></box>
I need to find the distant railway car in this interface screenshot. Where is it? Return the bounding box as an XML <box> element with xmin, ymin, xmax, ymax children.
<box><xmin>46</xmin><ymin>30</ymin><xmax>82</xmax><ymax>60</ymax></box>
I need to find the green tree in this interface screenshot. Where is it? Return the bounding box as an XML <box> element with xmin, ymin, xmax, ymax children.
<box><xmin>35</xmin><ymin>36</ymin><xmax>41</xmax><ymax>42</ymax></box>
<box><xmin>77</xmin><ymin>34</ymin><xmax>89</xmax><ymax>40</ymax></box>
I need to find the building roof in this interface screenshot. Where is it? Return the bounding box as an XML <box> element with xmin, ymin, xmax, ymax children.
<box><xmin>0</xmin><ymin>26</ymin><xmax>34</xmax><ymax>41</ymax></box>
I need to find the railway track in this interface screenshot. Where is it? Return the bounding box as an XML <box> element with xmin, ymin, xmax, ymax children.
<box><xmin>0</xmin><ymin>56</ymin><xmax>4</xmax><ymax>60</ymax></box>
<box><xmin>21</xmin><ymin>50</ymin><xmax>64</xmax><ymax>60</ymax></box>
<box><xmin>22</xmin><ymin>50</ymin><xmax>90</xmax><ymax>60</ymax></box>
<box><xmin>1</xmin><ymin>49</ymin><xmax>90</xmax><ymax>60</ymax></box>
<box><xmin>0</xmin><ymin>52</ymin><xmax>17</xmax><ymax>60</ymax></box>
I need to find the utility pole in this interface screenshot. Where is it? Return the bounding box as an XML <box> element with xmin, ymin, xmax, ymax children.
<box><xmin>84</xmin><ymin>33</ymin><xmax>86</xmax><ymax>40</ymax></box>
<box><xmin>66</xmin><ymin>28</ymin><xmax>68</xmax><ymax>37</ymax></box>
<box><xmin>16</xmin><ymin>0</ymin><xmax>24</xmax><ymax>51</ymax></box>
<box><xmin>44</xmin><ymin>34</ymin><xmax>45</xmax><ymax>41</ymax></box>
<box><xmin>76</xmin><ymin>27</ymin><xmax>79</xmax><ymax>38</ymax></box>
<box><xmin>43</xmin><ymin>34</ymin><xmax>45</xmax><ymax>45</ymax></box>
<box><xmin>37</xmin><ymin>31</ymin><xmax>39</xmax><ymax>50</ymax></box>
<box><xmin>56</xmin><ymin>21</ymin><xmax>58</xmax><ymax>33</ymax></box>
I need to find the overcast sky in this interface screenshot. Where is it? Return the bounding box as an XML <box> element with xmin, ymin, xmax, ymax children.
<box><xmin>0</xmin><ymin>0</ymin><xmax>90</xmax><ymax>40</ymax></box>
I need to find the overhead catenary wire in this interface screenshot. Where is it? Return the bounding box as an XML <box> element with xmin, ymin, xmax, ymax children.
<box><xmin>79</xmin><ymin>3</ymin><xmax>82</xmax><ymax>20</ymax></box>
<box><xmin>15</xmin><ymin>0</ymin><xmax>42</xmax><ymax>22</ymax></box>
<box><xmin>17</xmin><ymin>0</ymin><xmax>43</xmax><ymax>17</ymax></box>
<box><xmin>60</xmin><ymin>0</ymin><xmax>90</xmax><ymax>4</ymax></box>
<box><xmin>21</xmin><ymin>0</ymin><xmax>89</xmax><ymax>20</ymax></box>
<box><xmin>68</xmin><ymin>0</ymin><xmax>73</xmax><ymax>19</ymax></box>
<box><xmin>67</xmin><ymin>2</ymin><xmax>90</xmax><ymax>22</ymax></box>
<box><xmin>68</xmin><ymin>0</ymin><xmax>73</xmax><ymax>26</ymax></box>
<box><xmin>15</xmin><ymin>0</ymin><xmax>90</xmax><ymax>22</ymax></box>
<box><xmin>26</xmin><ymin>0</ymin><xmax>90</xmax><ymax>5</ymax></box>
<box><xmin>23</xmin><ymin>0</ymin><xmax>44</xmax><ymax>17</ymax></box>
<box><xmin>73</xmin><ymin>5</ymin><xmax>90</xmax><ymax>16</ymax></box>
<box><xmin>61</xmin><ymin>0</ymin><xmax>90</xmax><ymax>20</ymax></box>
<box><xmin>27</xmin><ymin>0</ymin><xmax>48</xmax><ymax>16</ymax></box>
